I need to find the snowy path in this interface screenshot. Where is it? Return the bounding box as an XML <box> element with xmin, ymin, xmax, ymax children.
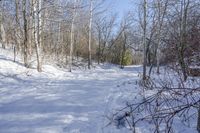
<box><xmin>0</xmin><ymin>51</ymin><xmax>139</xmax><ymax>133</ymax></box>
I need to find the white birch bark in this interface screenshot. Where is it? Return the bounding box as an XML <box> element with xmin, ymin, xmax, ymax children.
<box><xmin>33</xmin><ymin>0</ymin><xmax>42</xmax><ymax>72</ymax></box>
<box><xmin>69</xmin><ymin>0</ymin><xmax>79</xmax><ymax>72</ymax></box>
<box><xmin>88</xmin><ymin>0</ymin><xmax>93</xmax><ymax>69</ymax></box>
<box><xmin>0</xmin><ymin>1</ymin><xmax>6</xmax><ymax>49</ymax></box>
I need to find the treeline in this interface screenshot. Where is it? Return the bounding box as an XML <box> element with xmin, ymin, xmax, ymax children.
<box><xmin>0</xmin><ymin>0</ymin><xmax>136</xmax><ymax>72</ymax></box>
<box><xmin>0</xmin><ymin>0</ymin><xmax>199</xmax><ymax>77</ymax></box>
<box><xmin>109</xmin><ymin>1</ymin><xmax>200</xmax><ymax>132</ymax></box>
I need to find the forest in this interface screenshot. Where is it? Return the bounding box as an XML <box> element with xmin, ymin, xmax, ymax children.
<box><xmin>0</xmin><ymin>0</ymin><xmax>200</xmax><ymax>133</ymax></box>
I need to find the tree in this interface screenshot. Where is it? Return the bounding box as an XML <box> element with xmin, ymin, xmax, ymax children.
<box><xmin>22</xmin><ymin>0</ymin><xmax>29</xmax><ymax>67</ymax></box>
<box><xmin>69</xmin><ymin>0</ymin><xmax>79</xmax><ymax>72</ymax></box>
<box><xmin>14</xmin><ymin>0</ymin><xmax>20</xmax><ymax>62</ymax></box>
<box><xmin>88</xmin><ymin>0</ymin><xmax>93</xmax><ymax>69</ymax></box>
<box><xmin>33</xmin><ymin>0</ymin><xmax>42</xmax><ymax>72</ymax></box>
<box><xmin>147</xmin><ymin>0</ymin><xmax>169</xmax><ymax>76</ymax></box>
<box><xmin>0</xmin><ymin>0</ymin><xmax>6</xmax><ymax>49</ymax></box>
<box><xmin>155</xmin><ymin>0</ymin><xmax>168</xmax><ymax>74</ymax></box>
<box><xmin>178</xmin><ymin>0</ymin><xmax>190</xmax><ymax>81</ymax></box>
<box><xmin>142</xmin><ymin>0</ymin><xmax>147</xmax><ymax>80</ymax></box>
<box><xmin>95</xmin><ymin>14</ymin><xmax>116</xmax><ymax>64</ymax></box>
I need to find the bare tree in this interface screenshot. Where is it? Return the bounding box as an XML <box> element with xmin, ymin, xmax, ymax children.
<box><xmin>14</xmin><ymin>0</ymin><xmax>20</xmax><ymax>62</ymax></box>
<box><xmin>22</xmin><ymin>0</ymin><xmax>29</xmax><ymax>67</ymax></box>
<box><xmin>88</xmin><ymin>0</ymin><xmax>93</xmax><ymax>69</ymax></box>
<box><xmin>0</xmin><ymin>0</ymin><xmax>6</xmax><ymax>49</ymax></box>
<box><xmin>33</xmin><ymin>0</ymin><xmax>42</xmax><ymax>72</ymax></box>
<box><xmin>142</xmin><ymin>0</ymin><xmax>147</xmax><ymax>80</ymax></box>
<box><xmin>68</xmin><ymin>0</ymin><xmax>79</xmax><ymax>72</ymax></box>
<box><xmin>178</xmin><ymin>0</ymin><xmax>190</xmax><ymax>81</ymax></box>
<box><xmin>95</xmin><ymin>14</ymin><xmax>116</xmax><ymax>64</ymax></box>
<box><xmin>155</xmin><ymin>0</ymin><xmax>168</xmax><ymax>74</ymax></box>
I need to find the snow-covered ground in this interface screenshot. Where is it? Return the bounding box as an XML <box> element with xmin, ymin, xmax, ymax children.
<box><xmin>0</xmin><ymin>48</ymin><xmax>199</xmax><ymax>133</ymax></box>
<box><xmin>0</xmin><ymin>48</ymin><xmax>141</xmax><ymax>133</ymax></box>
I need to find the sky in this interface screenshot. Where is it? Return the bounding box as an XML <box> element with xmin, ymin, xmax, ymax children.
<box><xmin>110</xmin><ymin>0</ymin><xmax>132</xmax><ymax>20</ymax></box>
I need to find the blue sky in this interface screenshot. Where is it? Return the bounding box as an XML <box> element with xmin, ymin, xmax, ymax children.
<box><xmin>113</xmin><ymin>0</ymin><xmax>131</xmax><ymax>13</ymax></box>
<box><xmin>104</xmin><ymin>0</ymin><xmax>133</xmax><ymax>21</ymax></box>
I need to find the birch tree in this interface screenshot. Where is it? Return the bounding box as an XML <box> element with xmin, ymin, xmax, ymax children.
<box><xmin>33</xmin><ymin>0</ymin><xmax>42</xmax><ymax>72</ymax></box>
<box><xmin>88</xmin><ymin>0</ymin><xmax>93</xmax><ymax>69</ymax></box>
<box><xmin>69</xmin><ymin>0</ymin><xmax>79</xmax><ymax>72</ymax></box>
<box><xmin>0</xmin><ymin>0</ymin><xmax>6</xmax><ymax>49</ymax></box>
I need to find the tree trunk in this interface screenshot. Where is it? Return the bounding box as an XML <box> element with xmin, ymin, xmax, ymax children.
<box><xmin>28</xmin><ymin>0</ymin><xmax>34</xmax><ymax>59</ymax></box>
<box><xmin>22</xmin><ymin>0</ymin><xmax>29</xmax><ymax>67</ymax></box>
<box><xmin>156</xmin><ymin>38</ymin><xmax>161</xmax><ymax>74</ymax></box>
<box><xmin>33</xmin><ymin>0</ymin><xmax>42</xmax><ymax>72</ymax></box>
<box><xmin>120</xmin><ymin>30</ymin><xmax>126</xmax><ymax>69</ymax></box>
<box><xmin>143</xmin><ymin>0</ymin><xmax>147</xmax><ymax>80</ymax></box>
<box><xmin>36</xmin><ymin>0</ymin><xmax>42</xmax><ymax>72</ymax></box>
<box><xmin>88</xmin><ymin>0</ymin><xmax>93</xmax><ymax>69</ymax></box>
<box><xmin>0</xmin><ymin>2</ymin><xmax>6</xmax><ymax>49</ymax></box>
<box><xmin>155</xmin><ymin>0</ymin><xmax>168</xmax><ymax>74</ymax></box>
<box><xmin>1</xmin><ymin>21</ymin><xmax>6</xmax><ymax>49</ymax></box>
<box><xmin>156</xmin><ymin>0</ymin><xmax>161</xmax><ymax>74</ymax></box>
<box><xmin>14</xmin><ymin>0</ymin><xmax>19</xmax><ymax>62</ymax></box>
<box><xmin>178</xmin><ymin>0</ymin><xmax>189</xmax><ymax>81</ymax></box>
<box><xmin>69</xmin><ymin>5</ymin><xmax>76</xmax><ymax>72</ymax></box>
<box><xmin>98</xmin><ymin>32</ymin><xmax>101</xmax><ymax>65</ymax></box>
<box><xmin>15</xmin><ymin>0</ymin><xmax>21</xmax><ymax>54</ymax></box>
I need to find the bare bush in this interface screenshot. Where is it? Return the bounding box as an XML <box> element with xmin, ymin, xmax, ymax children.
<box><xmin>108</xmin><ymin>70</ymin><xmax>200</xmax><ymax>133</ymax></box>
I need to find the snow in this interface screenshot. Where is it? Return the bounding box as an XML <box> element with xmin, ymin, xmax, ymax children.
<box><xmin>0</xmin><ymin>48</ymin><xmax>199</xmax><ymax>133</ymax></box>
<box><xmin>0</xmin><ymin>48</ymin><xmax>137</xmax><ymax>133</ymax></box>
